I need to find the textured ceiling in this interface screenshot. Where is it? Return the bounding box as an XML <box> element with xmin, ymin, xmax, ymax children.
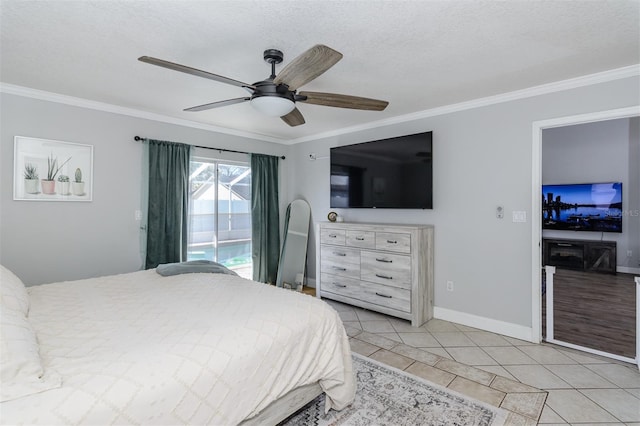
<box><xmin>1</xmin><ymin>0</ymin><xmax>638</xmax><ymax>142</ymax></box>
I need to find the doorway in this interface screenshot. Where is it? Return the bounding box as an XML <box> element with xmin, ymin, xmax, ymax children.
<box><xmin>531</xmin><ymin>106</ymin><xmax>640</xmax><ymax>365</ymax></box>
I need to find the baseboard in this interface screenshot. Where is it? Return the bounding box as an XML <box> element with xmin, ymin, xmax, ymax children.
<box><xmin>433</xmin><ymin>306</ymin><xmax>535</xmax><ymax>343</ymax></box>
<box><xmin>617</xmin><ymin>266</ymin><xmax>640</xmax><ymax>275</ymax></box>
<box><xmin>305</xmin><ymin>277</ymin><xmax>316</xmax><ymax>288</ymax></box>
<box><xmin>545</xmin><ymin>338</ymin><xmax>638</xmax><ymax>366</ymax></box>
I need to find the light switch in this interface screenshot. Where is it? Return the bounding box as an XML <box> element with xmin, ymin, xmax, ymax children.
<box><xmin>135</xmin><ymin>210</ymin><xmax>143</xmax><ymax>221</ymax></box>
<box><xmin>512</xmin><ymin>211</ymin><xmax>527</xmax><ymax>223</ymax></box>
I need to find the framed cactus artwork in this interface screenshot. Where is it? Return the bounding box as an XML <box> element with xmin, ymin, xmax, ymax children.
<box><xmin>13</xmin><ymin>136</ymin><xmax>93</xmax><ymax>201</ymax></box>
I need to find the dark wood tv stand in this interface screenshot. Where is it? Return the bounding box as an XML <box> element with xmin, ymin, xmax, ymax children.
<box><xmin>542</xmin><ymin>238</ymin><xmax>617</xmax><ymax>274</ymax></box>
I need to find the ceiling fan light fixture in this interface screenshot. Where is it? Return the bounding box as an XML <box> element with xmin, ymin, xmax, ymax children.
<box><xmin>250</xmin><ymin>95</ymin><xmax>295</xmax><ymax>117</ymax></box>
<box><xmin>140</xmin><ymin>45</ymin><xmax>387</xmax><ymax>126</ymax></box>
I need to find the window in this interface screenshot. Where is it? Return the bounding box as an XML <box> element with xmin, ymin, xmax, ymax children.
<box><xmin>188</xmin><ymin>159</ymin><xmax>252</xmax><ymax>279</ymax></box>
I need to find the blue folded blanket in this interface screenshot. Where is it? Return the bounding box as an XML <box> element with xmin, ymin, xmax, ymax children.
<box><xmin>156</xmin><ymin>260</ymin><xmax>239</xmax><ymax>277</ymax></box>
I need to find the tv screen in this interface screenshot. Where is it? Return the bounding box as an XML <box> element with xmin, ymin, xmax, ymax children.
<box><xmin>330</xmin><ymin>131</ymin><xmax>433</xmax><ymax>209</ymax></box>
<box><xmin>542</xmin><ymin>182</ymin><xmax>622</xmax><ymax>233</ymax></box>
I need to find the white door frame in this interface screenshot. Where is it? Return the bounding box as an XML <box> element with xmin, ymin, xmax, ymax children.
<box><xmin>531</xmin><ymin>105</ymin><xmax>640</xmax><ymax>344</ymax></box>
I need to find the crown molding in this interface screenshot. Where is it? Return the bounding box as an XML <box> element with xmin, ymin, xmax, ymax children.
<box><xmin>2</xmin><ymin>64</ymin><xmax>638</xmax><ymax>145</ymax></box>
<box><xmin>0</xmin><ymin>83</ymin><xmax>287</xmax><ymax>144</ymax></box>
<box><xmin>288</xmin><ymin>64</ymin><xmax>640</xmax><ymax>144</ymax></box>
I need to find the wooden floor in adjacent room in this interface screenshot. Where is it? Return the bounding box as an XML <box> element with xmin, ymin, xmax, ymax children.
<box><xmin>543</xmin><ymin>268</ymin><xmax>637</xmax><ymax>359</ymax></box>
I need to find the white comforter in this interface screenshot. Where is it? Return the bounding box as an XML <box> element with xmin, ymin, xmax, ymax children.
<box><xmin>1</xmin><ymin>270</ymin><xmax>355</xmax><ymax>425</ymax></box>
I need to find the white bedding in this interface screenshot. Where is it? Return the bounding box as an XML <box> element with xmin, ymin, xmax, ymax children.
<box><xmin>0</xmin><ymin>270</ymin><xmax>355</xmax><ymax>425</ymax></box>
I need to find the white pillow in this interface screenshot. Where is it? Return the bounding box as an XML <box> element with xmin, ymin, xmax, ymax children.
<box><xmin>1</xmin><ymin>265</ymin><xmax>30</xmax><ymax>315</ymax></box>
<box><xmin>0</xmin><ymin>265</ymin><xmax>61</xmax><ymax>401</ymax></box>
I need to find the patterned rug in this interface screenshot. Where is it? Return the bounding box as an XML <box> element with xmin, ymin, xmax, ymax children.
<box><xmin>280</xmin><ymin>354</ymin><xmax>508</xmax><ymax>426</ymax></box>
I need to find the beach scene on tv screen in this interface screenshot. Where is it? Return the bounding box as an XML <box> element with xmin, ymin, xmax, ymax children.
<box><xmin>542</xmin><ymin>182</ymin><xmax>622</xmax><ymax>233</ymax></box>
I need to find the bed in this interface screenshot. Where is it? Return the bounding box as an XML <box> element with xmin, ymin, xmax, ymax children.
<box><xmin>0</xmin><ymin>265</ymin><xmax>355</xmax><ymax>425</ymax></box>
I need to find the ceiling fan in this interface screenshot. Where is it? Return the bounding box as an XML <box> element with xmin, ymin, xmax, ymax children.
<box><xmin>138</xmin><ymin>45</ymin><xmax>389</xmax><ymax>127</ymax></box>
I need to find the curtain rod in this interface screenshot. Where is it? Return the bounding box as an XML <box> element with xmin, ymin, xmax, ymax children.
<box><xmin>133</xmin><ymin>136</ymin><xmax>285</xmax><ymax>160</ymax></box>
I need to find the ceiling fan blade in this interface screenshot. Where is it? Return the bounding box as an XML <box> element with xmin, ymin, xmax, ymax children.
<box><xmin>273</xmin><ymin>45</ymin><xmax>343</xmax><ymax>90</ymax></box>
<box><xmin>281</xmin><ymin>108</ymin><xmax>306</xmax><ymax>127</ymax></box>
<box><xmin>184</xmin><ymin>97</ymin><xmax>250</xmax><ymax>112</ymax></box>
<box><xmin>139</xmin><ymin>56</ymin><xmax>255</xmax><ymax>90</ymax></box>
<box><xmin>298</xmin><ymin>91</ymin><xmax>389</xmax><ymax>111</ymax></box>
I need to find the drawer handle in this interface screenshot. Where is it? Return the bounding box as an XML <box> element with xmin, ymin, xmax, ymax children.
<box><xmin>556</xmin><ymin>243</ymin><xmax>573</xmax><ymax>247</ymax></box>
<box><xmin>386</xmin><ymin>240</ymin><xmax>398</xmax><ymax>244</ymax></box>
<box><xmin>333</xmin><ymin>282</ymin><xmax>347</xmax><ymax>288</ymax></box>
<box><xmin>355</xmin><ymin>236</ymin><xmax>365</xmax><ymax>241</ymax></box>
<box><xmin>328</xmin><ymin>234</ymin><xmax>338</xmax><ymax>238</ymax></box>
<box><xmin>375</xmin><ymin>258</ymin><xmax>393</xmax><ymax>263</ymax></box>
<box><xmin>375</xmin><ymin>292</ymin><xmax>392</xmax><ymax>298</ymax></box>
<box><xmin>375</xmin><ymin>273</ymin><xmax>393</xmax><ymax>280</ymax></box>
<box><xmin>333</xmin><ymin>252</ymin><xmax>347</xmax><ymax>256</ymax></box>
<box><xmin>332</xmin><ymin>266</ymin><xmax>347</xmax><ymax>271</ymax></box>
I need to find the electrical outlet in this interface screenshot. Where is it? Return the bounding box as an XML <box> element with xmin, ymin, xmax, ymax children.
<box><xmin>512</xmin><ymin>211</ymin><xmax>527</xmax><ymax>223</ymax></box>
<box><xmin>496</xmin><ymin>206</ymin><xmax>504</xmax><ymax>219</ymax></box>
<box><xmin>446</xmin><ymin>281</ymin><xmax>454</xmax><ymax>292</ymax></box>
<box><xmin>627</xmin><ymin>250</ymin><xmax>633</xmax><ymax>257</ymax></box>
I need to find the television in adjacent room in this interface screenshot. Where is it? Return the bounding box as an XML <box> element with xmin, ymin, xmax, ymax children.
<box><xmin>330</xmin><ymin>131</ymin><xmax>433</xmax><ymax>209</ymax></box>
<box><xmin>542</xmin><ymin>182</ymin><xmax>623</xmax><ymax>233</ymax></box>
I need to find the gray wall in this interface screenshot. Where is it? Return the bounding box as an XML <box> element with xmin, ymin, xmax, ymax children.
<box><xmin>2</xmin><ymin>75</ymin><xmax>638</xmax><ymax>332</ymax></box>
<box><xmin>542</xmin><ymin>118</ymin><xmax>640</xmax><ymax>269</ymax></box>
<box><xmin>287</xmin><ymin>76</ymin><xmax>640</xmax><ymax>329</ymax></box>
<box><xmin>0</xmin><ymin>93</ymin><xmax>288</xmax><ymax>285</ymax></box>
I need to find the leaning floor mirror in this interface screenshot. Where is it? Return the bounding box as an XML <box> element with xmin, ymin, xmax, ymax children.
<box><xmin>276</xmin><ymin>199</ymin><xmax>311</xmax><ymax>291</ymax></box>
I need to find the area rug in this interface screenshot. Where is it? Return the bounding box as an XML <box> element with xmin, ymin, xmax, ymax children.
<box><xmin>280</xmin><ymin>353</ymin><xmax>508</xmax><ymax>426</ymax></box>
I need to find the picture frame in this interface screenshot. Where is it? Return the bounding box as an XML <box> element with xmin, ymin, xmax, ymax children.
<box><xmin>13</xmin><ymin>136</ymin><xmax>93</xmax><ymax>202</ymax></box>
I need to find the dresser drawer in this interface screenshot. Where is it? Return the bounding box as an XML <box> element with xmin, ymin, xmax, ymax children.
<box><xmin>359</xmin><ymin>281</ymin><xmax>411</xmax><ymax>313</ymax></box>
<box><xmin>361</xmin><ymin>251</ymin><xmax>411</xmax><ymax>289</ymax></box>
<box><xmin>346</xmin><ymin>230</ymin><xmax>375</xmax><ymax>249</ymax></box>
<box><xmin>320</xmin><ymin>228</ymin><xmax>346</xmax><ymax>245</ymax></box>
<box><xmin>376</xmin><ymin>232</ymin><xmax>411</xmax><ymax>253</ymax></box>
<box><xmin>321</xmin><ymin>245</ymin><xmax>360</xmax><ymax>263</ymax></box>
<box><xmin>320</xmin><ymin>246</ymin><xmax>360</xmax><ymax>279</ymax></box>
<box><xmin>321</xmin><ymin>273</ymin><xmax>362</xmax><ymax>299</ymax></box>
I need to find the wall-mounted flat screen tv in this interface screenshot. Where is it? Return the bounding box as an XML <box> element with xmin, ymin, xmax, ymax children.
<box><xmin>542</xmin><ymin>182</ymin><xmax>622</xmax><ymax>233</ymax></box>
<box><xmin>330</xmin><ymin>131</ymin><xmax>433</xmax><ymax>209</ymax></box>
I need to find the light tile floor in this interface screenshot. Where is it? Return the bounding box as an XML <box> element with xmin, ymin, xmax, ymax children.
<box><xmin>324</xmin><ymin>299</ymin><xmax>640</xmax><ymax>425</ymax></box>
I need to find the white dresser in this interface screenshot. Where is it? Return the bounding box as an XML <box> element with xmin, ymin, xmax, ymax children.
<box><xmin>316</xmin><ymin>222</ymin><xmax>434</xmax><ymax>327</ymax></box>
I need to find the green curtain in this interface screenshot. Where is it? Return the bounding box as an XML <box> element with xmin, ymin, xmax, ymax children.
<box><xmin>251</xmin><ymin>153</ymin><xmax>280</xmax><ymax>283</ymax></box>
<box><xmin>145</xmin><ymin>139</ymin><xmax>192</xmax><ymax>269</ymax></box>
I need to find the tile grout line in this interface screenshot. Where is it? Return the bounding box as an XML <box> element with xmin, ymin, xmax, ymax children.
<box><xmin>334</xmin><ymin>302</ymin><xmax>638</xmax><ymax>424</ymax></box>
<box><xmin>574</xmin><ymin>388</ymin><xmax>628</xmax><ymax>424</ymax></box>
<box><xmin>443</xmin><ymin>345</ymin><xmax>635</xmax><ymax>422</ymax></box>
<box><xmin>355</xmin><ymin>336</ymin><xmax>544</xmax><ymax>422</ymax></box>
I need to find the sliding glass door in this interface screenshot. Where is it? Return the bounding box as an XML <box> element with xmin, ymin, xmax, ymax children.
<box><xmin>188</xmin><ymin>159</ymin><xmax>252</xmax><ymax>278</ymax></box>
